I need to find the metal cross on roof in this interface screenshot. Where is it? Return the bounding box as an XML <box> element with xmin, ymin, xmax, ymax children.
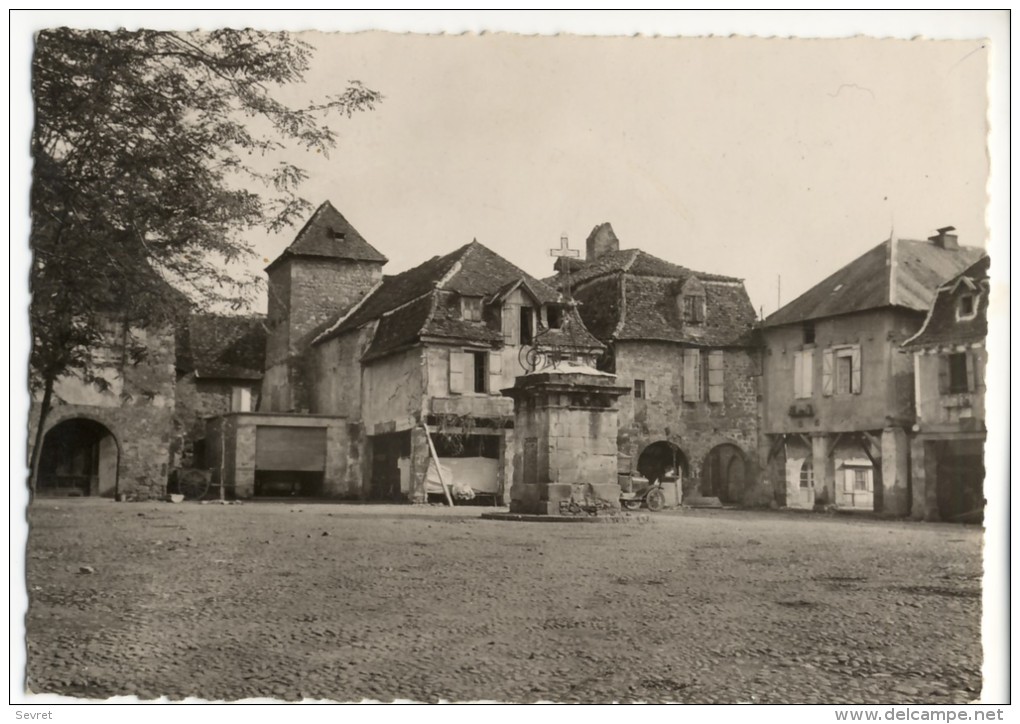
<box><xmin>549</xmin><ymin>233</ymin><xmax>579</xmax><ymax>301</ymax></box>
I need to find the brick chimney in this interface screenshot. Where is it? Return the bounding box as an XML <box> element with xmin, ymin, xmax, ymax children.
<box><xmin>928</xmin><ymin>226</ymin><xmax>959</xmax><ymax>250</ymax></box>
<box><xmin>586</xmin><ymin>222</ymin><xmax>620</xmax><ymax>262</ymax></box>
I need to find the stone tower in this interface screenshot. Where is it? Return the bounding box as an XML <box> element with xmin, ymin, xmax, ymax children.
<box><xmin>262</xmin><ymin>201</ymin><xmax>387</xmax><ymax>411</ymax></box>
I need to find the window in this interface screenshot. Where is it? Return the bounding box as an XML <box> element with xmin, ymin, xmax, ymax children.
<box><xmin>472</xmin><ymin>351</ymin><xmax>487</xmax><ymax>393</ymax></box>
<box><xmin>803</xmin><ymin>321</ymin><xmax>816</xmax><ymax>345</ymax></box>
<box><xmin>823</xmin><ymin>346</ymin><xmax>861</xmax><ymax>396</ymax></box>
<box><xmin>957</xmin><ymin>294</ymin><xmax>976</xmax><ymax>320</ymax></box>
<box><xmin>707</xmin><ymin>351</ymin><xmax>724</xmax><ymax>403</ymax></box>
<box><xmin>520</xmin><ymin>306</ymin><xmax>534</xmax><ymax>345</ymax></box>
<box><xmin>682</xmin><ymin>349</ymin><xmax>702</xmax><ymax>401</ymax></box>
<box><xmin>683</xmin><ymin>295</ymin><xmax>706</xmax><ymax>324</ymax></box>
<box><xmin>230</xmin><ymin>386</ymin><xmax>252</xmax><ymax>412</ymax></box>
<box><xmin>947</xmin><ymin>352</ymin><xmax>969</xmax><ymax>393</ymax></box>
<box><xmin>634</xmin><ymin>379</ymin><xmax>646</xmax><ymax>399</ymax></box>
<box><xmin>793</xmin><ymin>349</ymin><xmax>813</xmax><ymax>399</ymax></box>
<box><xmin>461</xmin><ymin>296</ymin><xmax>483</xmax><ymax>322</ymax></box>
<box><xmin>842</xmin><ymin>467</ymin><xmax>873</xmax><ymax>494</ymax></box>
<box><xmin>547</xmin><ymin>306</ymin><xmax>563</xmax><ymax>330</ymax></box>
<box><xmin>836</xmin><ymin>355</ymin><xmax>852</xmax><ymax>395</ymax></box>
<box><xmin>799</xmin><ymin>460</ymin><xmax>814</xmax><ymax>489</ymax></box>
<box><xmin>450</xmin><ymin>349</ymin><xmax>502</xmax><ymax>395</ymax></box>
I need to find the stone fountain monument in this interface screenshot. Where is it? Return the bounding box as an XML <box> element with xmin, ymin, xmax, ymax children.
<box><xmin>499</xmin><ymin>362</ymin><xmax>630</xmax><ymax>517</ymax></box>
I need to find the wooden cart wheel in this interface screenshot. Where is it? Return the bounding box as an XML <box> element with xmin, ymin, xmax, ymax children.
<box><xmin>646</xmin><ymin>488</ymin><xmax>666</xmax><ymax>512</ymax></box>
<box><xmin>174</xmin><ymin>469</ymin><xmax>210</xmax><ymax>500</ymax></box>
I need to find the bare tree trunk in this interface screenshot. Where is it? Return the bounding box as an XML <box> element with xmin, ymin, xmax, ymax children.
<box><xmin>28</xmin><ymin>376</ymin><xmax>55</xmax><ymax>501</ymax></box>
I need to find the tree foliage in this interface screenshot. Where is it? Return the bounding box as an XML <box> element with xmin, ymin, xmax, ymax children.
<box><xmin>30</xmin><ymin>28</ymin><xmax>381</xmax><ymax>391</ymax></box>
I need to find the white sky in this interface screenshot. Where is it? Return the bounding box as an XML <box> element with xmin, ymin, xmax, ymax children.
<box><xmin>254</xmin><ymin>29</ymin><xmax>991</xmax><ymax>319</ymax></box>
<box><xmin>13</xmin><ymin>12</ymin><xmax>1001</xmax><ymax>318</ymax></box>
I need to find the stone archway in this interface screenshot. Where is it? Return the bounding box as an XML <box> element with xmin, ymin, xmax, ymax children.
<box><xmin>37</xmin><ymin>418</ymin><xmax>120</xmax><ymax>497</ymax></box>
<box><xmin>637</xmin><ymin>441</ymin><xmax>689</xmax><ymax>484</ymax></box>
<box><xmin>701</xmin><ymin>443</ymin><xmax>747</xmax><ymax>504</ymax></box>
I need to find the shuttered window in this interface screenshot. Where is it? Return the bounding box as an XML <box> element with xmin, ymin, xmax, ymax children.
<box><xmin>501</xmin><ymin>305</ymin><xmax>517</xmax><ymax>345</ymax></box>
<box><xmin>707</xmin><ymin>351</ymin><xmax>724</xmax><ymax>403</ymax></box>
<box><xmin>449</xmin><ymin>350</ymin><xmax>465</xmax><ymax>394</ymax></box>
<box><xmin>825</xmin><ymin>345</ymin><xmax>861</xmax><ymax>396</ymax></box>
<box><xmin>682</xmin><ymin>349</ymin><xmax>702</xmax><ymax>401</ymax></box>
<box><xmin>793</xmin><ymin>350</ymin><xmax>813</xmax><ymax>399</ymax></box>
<box><xmin>487</xmin><ymin>350</ymin><xmax>503</xmax><ymax>394</ymax></box>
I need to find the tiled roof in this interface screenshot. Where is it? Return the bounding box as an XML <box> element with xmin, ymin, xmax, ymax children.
<box><xmin>316</xmin><ymin>240</ymin><xmax>567</xmax><ymax>359</ymax></box>
<box><xmin>764</xmin><ymin>238</ymin><xmax>985</xmax><ymax>328</ymax></box>
<box><xmin>563</xmin><ymin>249</ymin><xmax>756</xmax><ymax>347</ymax></box>
<box><xmin>533</xmin><ymin>305</ymin><xmax>605</xmax><ymax>351</ymax></box>
<box><xmin>902</xmin><ymin>255</ymin><xmax>990</xmax><ymax>351</ymax></box>
<box><xmin>617</xmin><ymin>276</ymin><xmax>757</xmax><ymax>346</ymax></box>
<box><xmin>176</xmin><ymin>313</ymin><xmax>267</xmax><ymax>380</ymax></box>
<box><xmin>561</xmin><ymin>249</ymin><xmax>740</xmax><ymax>289</ymax></box>
<box><xmin>266</xmin><ymin>201</ymin><xmax>387</xmax><ymax>271</ymax></box>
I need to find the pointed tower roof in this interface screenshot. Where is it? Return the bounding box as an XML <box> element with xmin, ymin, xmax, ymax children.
<box><xmin>266</xmin><ymin>201</ymin><xmax>388</xmax><ymax>271</ymax></box>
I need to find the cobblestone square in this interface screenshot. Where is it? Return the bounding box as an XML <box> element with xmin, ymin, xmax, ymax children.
<box><xmin>24</xmin><ymin>500</ymin><xmax>983</xmax><ymax>703</ymax></box>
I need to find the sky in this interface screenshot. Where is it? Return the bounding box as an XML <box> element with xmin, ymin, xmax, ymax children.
<box><xmin>237</xmin><ymin>22</ymin><xmax>994</xmax><ymax>319</ymax></box>
<box><xmin>12</xmin><ymin>12</ymin><xmax>1002</xmax><ymax>319</ymax></box>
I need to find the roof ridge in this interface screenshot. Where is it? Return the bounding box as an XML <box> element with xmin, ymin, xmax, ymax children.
<box><xmin>623</xmin><ymin>249</ymin><xmax>640</xmax><ymax>272</ymax></box>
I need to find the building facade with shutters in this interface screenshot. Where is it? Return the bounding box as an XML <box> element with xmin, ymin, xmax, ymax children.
<box><xmin>548</xmin><ymin>223</ymin><xmax>765</xmax><ymax>506</ymax></box>
<box><xmin>901</xmin><ymin>255</ymin><xmax>989</xmax><ymax>522</ymax></box>
<box><xmin>254</xmin><ymin>201</ymin><xmax>603</xmax><ymax>503</ymax></box>
<box><xmin>760</xmin><ymin>228</ymin><xmax>984</xmax><ymax>515</ymax></box>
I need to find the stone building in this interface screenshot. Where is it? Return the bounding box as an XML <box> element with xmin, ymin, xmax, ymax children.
<box><xmin>252</xmin><ymin>201</ymin><xmax>603</xmax><ymax>503</ymax></box>
<box><xmin>172</xmin><ymin>313</ymin><xmax>267</xmax><ymax>467</ymax></box>
<box><xmin>548</xmin><ymin>223</ymin><xmax>764</xmax><ymax>506</ymax></box>
<box><xmin>902</xmin><ymin>255</ymin><xmax>989</xmax><ymax>522</ymax></box>
<box><xmin>760</xmin><ymin>228</ymin><xmax>984</xmax><ymax>515</ymax></box>
<box><xmin>29</xmin><ymin>310</ymin><xmax>269</xmax><ymax>500</ymax></box>
<box><xmin>30</xmin><ymin>317</ymin><xmax>177</xmax><ymax>501</ymax></box>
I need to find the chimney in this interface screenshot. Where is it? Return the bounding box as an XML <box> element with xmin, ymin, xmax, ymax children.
<box><xmin>928</xmin><ymin>226</ymin><xmax>958</xmax><ymax>250</ymax></box>
<box><xmin>585</xmin><ymin>222</ymin><xmax>620</xmax><ymax>262</ymax></box>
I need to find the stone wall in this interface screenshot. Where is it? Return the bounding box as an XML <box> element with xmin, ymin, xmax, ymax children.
<box><xmin>28</xmin><ymin>322</ymin><xmax>177</xmax><ymax>500</ymax></box>
<box><xmin>506</xmin><ymin>369</ymin><xmax>628</xmax><ymax>515</ymax></box>
<box><xmin>761</xmin><ymin>308</ymin><xmax>923</xmax><ymax>435</ymax></box>
<box><xmin>266</xmin><ymin>258</ymin><xmax>382</xmax><ymax>370</ymax></box>
<box><xmin>206</xmin><ymin>412</ymin><xmax>353</xmax><ymax>499</ymax></box>
<box><xmin>612</xmin><ymin>341</ymin><xmax>764</xmax><ymax>504</ymax></box>
<box><xmin>172</xmin><ymin>374</ymin><xmax>260</xmax><ymax>465</ymax></box>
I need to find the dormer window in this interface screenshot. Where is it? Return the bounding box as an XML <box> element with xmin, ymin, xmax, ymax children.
<box><xmin>683</xmin><ymin>295</ymin><xmax>706</xmax><ymax>324</ymax></box>
<box><xmin>956</xmin><ymin>293</ymin><xmax>977</xmax><ymax>321</ymax></box>
<box><xmin>546</xmin><ymin>306</ymin><xmax>563</xmax><ymax>330</ymax></box>
<box><xmin>679</xmin><ymin>277</ymin><xmax>707</xmax><ymax>325</ymax></box>
<box><xmin>461</xmin><ymin>296</ymin><xmax>483</xmax><ymax>322</ymax></box>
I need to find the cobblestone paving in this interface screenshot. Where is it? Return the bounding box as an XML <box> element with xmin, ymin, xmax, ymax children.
<box><xmin>23</xmin><ymin>500</ymin><xmax>983</xmax><ymax>703</ymax></box>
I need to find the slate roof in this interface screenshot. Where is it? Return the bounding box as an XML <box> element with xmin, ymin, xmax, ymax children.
<box><xmin>558</xmin><ymin>249</ymin><xmax>757</xmax><ymax>347</ymax></box>
<box><xmin>176</xmin><ymin>313</ymin><xmax>267</xmax><ymax>380</ymax></box>
<box><xmin>265</xmin><ymin>201</ymin><xmax>387</xmax><ymax>271</ymax></box>
<box><xmin>764</xmin><ymin>237</ymin><xmax>985</xmax><ymax>328</ymax></box>
<box><xmin>902</xmin><ymin>255</ymin><xmax>990</xmax><ymax>351</ymax></box>
<box><xmin>314</xmin><ymin>240</ymin><xmax>568</xmax><ymax>360</ymax></box>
